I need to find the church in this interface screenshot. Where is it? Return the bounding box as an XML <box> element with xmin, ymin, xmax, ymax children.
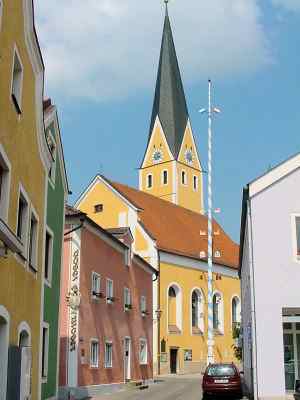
<box><xmin>75</xmin><ymin>4</ymin><xmax>240</xmax><ymax>375</ymax></box>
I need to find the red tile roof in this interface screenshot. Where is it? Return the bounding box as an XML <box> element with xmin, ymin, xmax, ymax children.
<box><xmin>106</xmin><ymin>179</ymin><xmax>239</xmax><ymax>270</ymax></box>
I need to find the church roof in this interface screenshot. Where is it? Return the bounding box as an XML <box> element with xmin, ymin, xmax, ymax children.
<box><xmin>105</xmin><ymin>178</ymin><xmax>239</xmax><ymax>270</ymax></box>
<box><xmin>148</xmin><ymin>8</ymin><xmax>189</xmax><ymax>160</ymax></box>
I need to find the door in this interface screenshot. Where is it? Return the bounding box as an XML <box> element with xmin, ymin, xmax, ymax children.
<box><xmin>284</xmin><ymin>333</ymin><xmax>295</xmax><ymax>391</ymax></box>
<box><xmin>170</xmin><ymin>349</ymin><xmax>178</xmax><ymax>374</ymax></box>
<box><xmin>124</xmin><ymin>338</ymin><xmax>131</xmax><ymax>382</ymax></box>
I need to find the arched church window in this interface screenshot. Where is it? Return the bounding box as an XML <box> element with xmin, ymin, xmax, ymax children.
<box><xmin>213</xmin><ymin>293</ymin><xmax>223</xmax><ymax>333</ymax></box>
<box><xmin>191</xmin><ymin>289</ymin><xmax>204</xmax><ymax>334</ymax></box>
<box><xmin>193</xmin><ymin>175</ymin><xmax>198</xmax><ymax>191</ymax></box>
<box><xmin>232</xmin><ymin>296</ymin><xmax>241</xmax><ymax>330</ymax></box>
<box><xmin>168</xmin><ymin>284</ymin><xmax>182</xmax><ymax>334</ymax></box>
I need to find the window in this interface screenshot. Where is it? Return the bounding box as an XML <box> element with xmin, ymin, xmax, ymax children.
<box><xmin>213</xmin><ymin>293</ymin><xmax>224</xmax><ymax>333</ymax></box>
<box><xmin>0</xmin><ymin>144</ymin><xmax>11</xmax><ymax>221</ymax></box>
<box><xmin>46</xmin><ymin>130</ymin><xmax>56</xmax><ymax>184</ymax></box>
<box><xmin>200</xmin><ymin>251</ymin><xmax>206</xmax><ymax>259</ymax></box>
<box><xmin>193</xmin><ymin>175</ymin><xmax>198</xmax><ymax>191</ymax></box>
<box><xmin>214</xmin><ymin>250</ymin><xmax>221</xmax><ymax>258</ymax></box>
<box><xmin>44</xmin><ymin>228</ymin><xmax>53</xmax><ymax>283</ymax></box>
<box><xmin>28</xmin><ymin>212</ymin><xmax>38</xmax><ymax>271</ymax></box>
<box><xmin>91</xmin><ymin>272</ymin><xmax>101</xmax><ymax>299</ymax></box>
<box><xmin>90</xmin><ymin>340</ymin><xmax>99</xmax><ymax>368</ymax></box>
<box><xmin>141</xmin><ymin>296</ymin><xmax>147</xmax><ymax>313</ymax></box>
<box><xmin>139</xmin><ymin>339</ymin><xmax>147</xmax><ymax>365</ymax></box>
<box><xmin>162</xmin><ymin>170</ymin><xmax>168</xmax><ymax>185</ymax></box>
<box><xmin>124</xmin><ymin>287</ymin><xmax>131</xmax><ymax>310</ymax></box>
<box><xmin>125</xmin><ymin>246</ymin><xmax>132</xmax><ymax>267</ymax></box>
<box><xmin>232</xmin><ymin>296</ymin><xmax>241</xmax><ymax>330</ymax></box>
<box><xmin>191</xmin><ymin>289</ymin><xmax>204</xmax><ymax>334</ymax></box>
<box><xmin>146</xmin><ymin>174</ymin><xmax>153</xmax><ymax>189</ymax></box>
<box><xmin>94</xmin><ymin>204</ymin><xmax>103</xmax><ymax>213</ymax></box>
<box><xmin>16</xmin><ymin>190</ymin><xmax>29</xmax><ymax>256</ymax></box>
<box><xmin>106</xmin><ymin>279</ymin><xmax>114</xmax><ymax>303</ymax></box>
<box><xmin>296</xmin><ymin>216</ymin><xmax>300</xmax><ymax>260</ymax></box>
<box><xmin>168</xmin><ymin>284</ymin><xmax>182</xmax><ymax>333</ymax></box>
<box><xmin>11</xmin><ymin>48</ymin><xmax>23</xmax><ymax>114</ymax></box>
<box><xmin>105</xmin><ymin>342</ymin><xmax>113</xmax><ymax>368</ymax></box>
<box><xmin>41</xmin><ymin>324</ymin><xmax>49</xmax><ymax>380</ymax></box>
<box><xmin>181</xmin><ymin>170</ymin><xmax>187</xmax><ymax>185</ymax></box>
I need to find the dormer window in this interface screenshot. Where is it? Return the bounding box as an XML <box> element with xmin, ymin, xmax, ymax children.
<box><xmin>214</xmin><ymin>250</ymin><xmax>221</xmax><ymax>258</ymax></box>
<box><xmin>11</xmin><ymin>47</ymin><xmax>23</xmax><ymax>114</ymax></box>
<box><xmin>94</xmin><ymin>204</ymin><xmax>103</xmax><ymax>213</ymax></box>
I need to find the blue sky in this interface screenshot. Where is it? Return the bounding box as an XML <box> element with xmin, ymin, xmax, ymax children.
<box><xmin>35</xmin><ymin>0</ymin><xmax>300</xmax><ymax>242</ymax></box>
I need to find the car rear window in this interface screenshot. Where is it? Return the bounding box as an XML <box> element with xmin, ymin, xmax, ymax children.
<box><xmin>207</xmin><ymin>365</ymin><xmax>236</xmax><ymax>377</ymax></box>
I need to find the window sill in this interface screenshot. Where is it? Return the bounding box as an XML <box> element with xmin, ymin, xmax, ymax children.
<box><xmin>89</xmin><ymin>365</ymin><xmax>99</xmax><ymax>369</ymax></box>
<box><xmin>140</xmin><ymin>362</ymin><xmax>148</xmax><ymax>366</ymax></box>
<box><xmin>29</xmin><ymin>263</ymin><xmax>38</xmax><ymax>273</ymax></box>
<box><xmin>44</xmin><ymin>278</ymin><xmax>52</xmax><ymax>288</ymax></box>
<box><xmin>41</xmin><ymin>376</ymin><xmax>48</xmax><ymax>384</ymax></box>
<box><xmin>104</xmin><ymin>365</ymin><xmax>112</xmax><ymax>369</ymax></box>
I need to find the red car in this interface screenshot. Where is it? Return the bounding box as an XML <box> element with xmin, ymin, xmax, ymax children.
<box><xmin>202</xmin><ymin>363</ymin><xmax>243</xmax><ymax>399</ymax></box>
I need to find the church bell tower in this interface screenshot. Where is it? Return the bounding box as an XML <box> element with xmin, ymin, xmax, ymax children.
<box><xmin>139</xmin><ymin>3</ymin><xmax>204</xmax><ymax>214</ymax></box>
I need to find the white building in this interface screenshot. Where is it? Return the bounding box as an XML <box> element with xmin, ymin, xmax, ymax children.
<box><xmin>240</xmin><ymin>152</ymin><xmax>300</xmax><ymax>400</ymax></box>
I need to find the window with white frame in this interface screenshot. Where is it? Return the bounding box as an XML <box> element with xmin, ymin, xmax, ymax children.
<box><xmin>191</xmin><ymin>289</ymin><xmax>204</xmax><ymax>334</ymax></box>
<box><xmin>232</xmin><ymin>296</ymin><xmax>241</xmax><ymax>330</ymax></box>
<box><xmin>90</xmin><ymin>339</ymin><xmax>99</xmax><ymax>368</ymax></box>
<box><xmin>11</xmin><ymin>48</ymin><xmax>23</xmax><ymax>114</ymax></box>
<box><xmin>213</xmin><ymin>293</ymin><xmax>224</xmax><ymax>333</ymax></box>
<box><xmin>91</xmin><ymin>272</ymin><xmax>101</xmax><ymax>299</ymax></box>
<box><xmin>16</xmin><ymin>191</ymin><xmax>29</xmax><ymax>256</ymax></box>
<box><xmin>162</xmin><ymin>170</ymin><xmax>168</xmax><ymax>185</ymax></box>
<box><xmin>124</xmin><ymin>287</ymin><xmax>131</xmax><ymax>310</ymax></box>
<box><xmin>41</xmin><ymin>323</ymin><xmax>49</xmax><ymax>379</ymax></box>
<box><xmin>105</xmin><ymin>342</ymin><xmax>113</xmax><ymax>368</ymax></box>
<box><xmin>106</xmin><ymin>279</ymin><xmax>114</xmax><ymax>303</ymax></box>
<box><xmin>28</xmin><ymin>212</ymin><xmax>38</xmax><ymax>271</ymax></box>
<box><xmin>181</xmin><ymin>170</ymin><xmax>187</xmax><ymax>185</ymax></box>
<box><xmin>193</xmin><ymin>175</ymin><xmax>198</xmax><ymax>191</ymax></box>
<box><xmin>139</xmin><ymin>339</ymin><xmax>147</xmax><ymax>365</ymax></box>
<box><xmin>141</xmin><ymin>296</ymin><xmax>147</xmax><ymax>313</ymax></box>
<box><xmin>295</xmin><ymin>216</ymin><xmax>300</xmax><ymax>260</ymax></box>
<box><xmin>44</xmin><ymin>228</ymin><xmax>53</xmax><ymax>283</ymax></box>
<box><xmin>147</xmin><ymin>174</ymin><xmax>153</xmax><ymax>189</ymax></box>
<box><xmin>0</xmin><ymin>145</ymin><xmax>11</xmax><ymax>221</ymax></box>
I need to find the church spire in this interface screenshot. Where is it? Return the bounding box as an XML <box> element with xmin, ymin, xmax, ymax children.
<box><xmin>149</xmin><ymin>3</ymin><xmax>189</xmax><ymax>159</ymax></box>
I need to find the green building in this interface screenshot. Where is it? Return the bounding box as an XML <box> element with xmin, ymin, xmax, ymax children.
<box><xmin>42</xmin><ymin>99</ymin><xmax>69</xmax><ymax>400</ymax></box>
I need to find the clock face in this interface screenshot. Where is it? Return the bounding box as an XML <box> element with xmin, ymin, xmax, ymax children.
<box><xmin>152</xmin><ymin>149</ymin><xmax>163</xmax><ymax>163</ymax></box>
<box><xmin>185</xmin><ymin>149</ymin><xmax>193</xmax><ymax>165</ymax></box>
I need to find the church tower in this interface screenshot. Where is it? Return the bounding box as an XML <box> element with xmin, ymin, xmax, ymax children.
<box><xmin>139</xmin><ymin>4</ymin><xmax>204</xmax><ymax>214</ymax></box>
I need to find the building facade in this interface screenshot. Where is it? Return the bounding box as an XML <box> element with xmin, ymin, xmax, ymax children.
<box><xmin>76</xmin><ymin>176</ymin><xmax>241</xmax><ymax>375</ymax></box>
<box><xmin>0</xmin><ymin>1</ymin><xmax>52</xmax><ymax>399</ymax></box>
<box><xmin>75</xmin><ymin>5</ymin><xmax>240</xmax><ymax>376</ymax></box>
<box><xmin>42</xmin><ymin>100</ymin><xmax>69</xmax><ymax>400</ymax></box>
<box><xmin>240</xmin><ymin>152</ymin><xmax>300</xmax><ymax>399</ymax></box>
<box><xmin>59</xmin><ymin>207</ymin><xmax>154</xmax><ymax>399</ymax></box>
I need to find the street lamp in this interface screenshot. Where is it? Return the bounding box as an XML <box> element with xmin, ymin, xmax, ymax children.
<box><xmin>200</xmin><ymin>79</ymin><xmax>221</xmax><ymax>365</ymax></box>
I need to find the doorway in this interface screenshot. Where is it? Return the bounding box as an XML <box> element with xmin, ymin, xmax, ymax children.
<box><xmin>124</xmin><ymin>338</ymin><xmax>131</xmax><ymax>382</ymax></box>
<box><xmin>170</xmin><ymin>348</ymin><xmax>178</xmax><ymax>374</ymax></box>
<box><xmin>0</xmin><ymin>313</ymin><xmax>9</xmax><ymax>400</ymax></box>
<box><xmin>283</xmin><ymin>322</ymin><xmax>300</xmax><ymax>391</ymax></box>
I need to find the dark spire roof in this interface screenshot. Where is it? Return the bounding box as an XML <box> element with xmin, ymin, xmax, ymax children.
<box><xmin>148</xmin><ymin>8</ymin><xmax>189</xmax><ymax>159</ymax></box>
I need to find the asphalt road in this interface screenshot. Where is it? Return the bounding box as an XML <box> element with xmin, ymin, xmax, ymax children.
<box><xmin>92</xmin><ymin>374</ymin><xmax>203</xmax><ymax>400</ymax></box>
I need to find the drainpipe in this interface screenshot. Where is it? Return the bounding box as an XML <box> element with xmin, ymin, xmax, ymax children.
<box><xmin>157</xmin><ymin>251</ymin><xmax>161</xmax><ymax>376</ymax></box>
<box><xmin>248</xmin><ymin>200</ymin><xmax>259</xmax><ymax>400</ymax></box>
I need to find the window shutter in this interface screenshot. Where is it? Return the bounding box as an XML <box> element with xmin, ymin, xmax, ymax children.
<box><xmin>6</xmin><ymin>346</ymin><xmax>22</xmax><ymax>400</ymax></box>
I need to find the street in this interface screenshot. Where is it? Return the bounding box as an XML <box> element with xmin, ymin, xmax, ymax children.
<box><xmin>91</xmin><ymin>375</ymin><xmax>203</xmax><ymax>400</ymax></box>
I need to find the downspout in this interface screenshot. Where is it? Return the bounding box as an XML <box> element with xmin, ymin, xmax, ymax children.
<box><xmin>248</xmin><ymin>199</ymin><xmax>259</xmax><ymax>400</ymax></box>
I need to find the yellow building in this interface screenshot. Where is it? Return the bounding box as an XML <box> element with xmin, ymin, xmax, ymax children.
<box><xmin>75</xmin><ymin>5</ymin><xmax>241</xmax><ymax>375</ymax></box>
<box><xmin>0</xmin><ymin>1</ymin><xmax>51</xmax><ymax>399</ymax></box>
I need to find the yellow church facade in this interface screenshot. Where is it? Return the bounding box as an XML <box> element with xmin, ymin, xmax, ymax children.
<box><xmin>76</xmin><ymin>4</ymin><xmax>240</xmax><ymax>375</ymax></box>
<box><xmin>0</xmin><ymin>1</ymin><xmax>51</xmax><ymax>399</ymax></box>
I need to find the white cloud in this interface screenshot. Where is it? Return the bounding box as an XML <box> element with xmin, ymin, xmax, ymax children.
<box><xmin>271</xmin><ymin>0</ymin><xmax>300</xmax><ymax>12</ymax></box>
<box><xmin>35</xmin><ymin>0</ymin><xmax>271</xmax><ymax>102</ymax></box>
